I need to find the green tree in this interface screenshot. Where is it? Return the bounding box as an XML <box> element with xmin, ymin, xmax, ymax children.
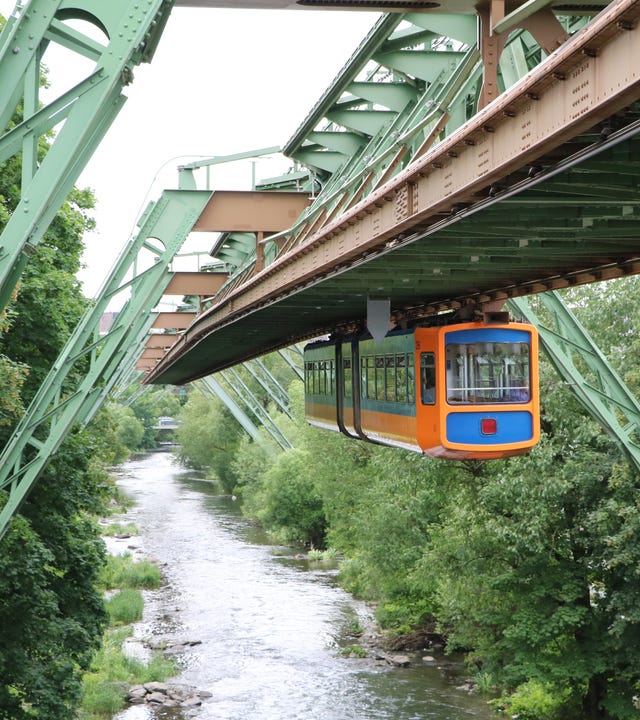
<box><xmin>177</xmin><ymin>391</ymin><xmax>242</xmax><ymax>492</ymax></box>
<box><xmin>107</xmin><ymin>403</ymin><xmax>145</xmax><ymax>458</ymax></box>
<box><xmin>0</xmin><ymin>71</ymin><xmax>109</xmax><ymax>716</ymax></box>
<box><xmin>419</xmin><ymin>358</ymin><xmax>640</xmax><ymax>719</ymax></box>
<box><xmin>255</xmin><ymin>447</ymin><xmax>327</xmax><ymax>547</ymax></box>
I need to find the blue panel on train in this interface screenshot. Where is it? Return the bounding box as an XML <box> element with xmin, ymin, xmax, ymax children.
<box><xmin>445</xmin><ymin>328</ymin><xmax>531</xmax><ymax>345</ymax></box>
<box><xmin>446</xmin><ymin>411</ymin><xmax>534</xmax><ymax>445</ymax></box>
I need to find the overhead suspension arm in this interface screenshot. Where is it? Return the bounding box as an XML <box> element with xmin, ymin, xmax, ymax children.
<box><xmin>509</xmin><ymin>292</ymin><xmax>640</xmax><ymax>472</ymax></box>
<box><xmin>0</xmin><ymin>0</ymin><xmax>174</xmax><ymax>311</ymax></box>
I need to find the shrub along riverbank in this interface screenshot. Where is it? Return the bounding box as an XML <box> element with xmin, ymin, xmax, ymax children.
<box><xmin>176</xmin><ymin>281</ymin><xmax>640</xmax><ymax>720</ymax></box>
<box><xmin>78</xmin><ymin>526</ymin><xmax>174</xmax><ymax>719</ymax></box>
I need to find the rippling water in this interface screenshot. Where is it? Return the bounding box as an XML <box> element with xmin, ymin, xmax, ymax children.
<box><xmin>111</xmin><ymin>453</ymin><xmax>492</xmax><ymax>720</ymax></box>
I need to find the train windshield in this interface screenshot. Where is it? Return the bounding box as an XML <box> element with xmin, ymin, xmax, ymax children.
<box><xmin>446</xmin><ymin>340</ymin><xmax>531</xmax><ymax>404</ymax></box>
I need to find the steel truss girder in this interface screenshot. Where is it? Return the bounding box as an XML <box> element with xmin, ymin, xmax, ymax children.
<box><xmin>197</xmin><ymin>375</ymin><xmax>291</xmax><ymax>453</ymax></box>
<box><xmin>220</xmin><ymin>368</ymin><xmax>293</xmax><ymax>451</ymax></box>
<box><xmin>0</xmin><ymin>0</ymin><xmax>174</xmax><ymax>311</ymax></box>
<box><xmin>0</xmin><ymin>189</ymin><xmax>210</xmax><ymax>540</ymax></box>
<box><xmin>244</xmin><ymin>358</ymin><xmax>292</xmax><ymax>419</ymax></box>
<box><xmin>508</xmin><ymin>292</ymin><xmax>640</xmax><ymax>472</ymax></box>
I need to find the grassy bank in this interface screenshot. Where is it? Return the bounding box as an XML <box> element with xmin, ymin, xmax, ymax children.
<box><xmin>79</xmin><ymin>539</ymin><xmax>176</xmax><ymax>718</ymax></box>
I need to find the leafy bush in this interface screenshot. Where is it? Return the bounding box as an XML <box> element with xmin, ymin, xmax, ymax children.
<box><xmin>99</xmin><ymin>553</ymin><xmax>161</xmax><ymax>590</ymax></box>
<box><xmin>80</xmin><ymin>628</ymin><xmax>176</xmax><ymax>719</ymax></box>
<box><xmin>493</xmin><ymin>680</ymin><xmax>574</xmax><ymax>720</ymax></box>
<box><xmin>105</xmin><ymin>590</ymin><xmax>143</xmax><ymax>625</ymax></box>
<box><xmin>256</xmin><ymin>448</ymin><xmax>326</xmax><ymax>547</ymax></box>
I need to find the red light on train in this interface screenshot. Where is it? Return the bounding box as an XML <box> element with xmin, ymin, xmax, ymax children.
<box><xmin>481</xmin><ymin>418</ymin><xmax>497</xmax><ymax>435</ymax></box>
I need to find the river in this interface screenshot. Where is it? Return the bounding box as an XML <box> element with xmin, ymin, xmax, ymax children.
<box><xmin>109</xmin><ymin>453</ymin><xmax>493</xmax><ymax>720</ymax></box>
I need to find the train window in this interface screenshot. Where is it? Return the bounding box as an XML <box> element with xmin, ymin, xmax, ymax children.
<box><xmin>308</xmin><ymin>361</ymin><xmax>316</xmax><ymax>395</ymax></box>
<box><xmin>362</xmin><ymin>356</ymin><xmax>376</xmax><ymax>400</ymax></box>
<box><xmin>396</xmin><ymin>354</ymin><xmax>407</xmax><ymax>402</ymax></box>
<box><xmin>318</xmin><ymin>361</ymin><xmax>326</xmax><ymax>395</ymax></box>
<box><xmin>446</xmin><ymin>341</ymin><xmax>531</xmax><ymax>404</ymax></box>
<box><xmin>343</xmin><ymin>358</ymin><xmax>352</xmax><ymax>400</ymax></box>
<box><xmin>375</xmin><ymin>356</ymin><xmax>385</xmax><ymax>401</ymax></box>
<box><xmin>385</xmin><ymin>355</ymin><xmax>396</xmax><ymax>401</ymax></box>
<box><xmin>420</xmin><ymin>353</ymin><xmax>436</xmax><ymax>405</ymax></box>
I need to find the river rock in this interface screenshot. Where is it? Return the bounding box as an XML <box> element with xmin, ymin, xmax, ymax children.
<box><xmin>456</xmin><ymin>681</ymin><xmax>475</xmax><ymax>693</ymax></box>
<box><xmin>144</xmin><ymin>681</ymin><xmax>169</xmax><ymax>694</ymax></box>
<box><xmin>146</xmin><ymin>691</ymin><xmax>168</xmax><ymax>704</ymax></box>
<box><xmin>373</xmin><ymin>651</ymin><xmax>411</xmax><ymax>667</ymax></box>
<box><xmin>127</xmin><ymin>685</ymin><xmax>148</xmax><ymax>701</ymax></box>
<box><xmin>181</xmin><ymin>696</ymin><xmax>203</xmax><ymax>708</ymax></box>
<box><xmin>162</xmin><ymin>639</ymin><xmax>203</xmax><ymax>654</ymax></box>
<box><xmin>385</xmin><ymin>653</ymin><xmax>411</xmax><ymax>667</ymax></box>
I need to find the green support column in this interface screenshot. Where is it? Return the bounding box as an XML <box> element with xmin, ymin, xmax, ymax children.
<box><xmin>0</xmin><ymin>0</ymin><xmax>174</xmax><ymax>310</ymax></box>
<box><xmin>221</xmin><ymin>368</ymin><xmax>293</xmax><ymax>451</ymax></box>
<box><xmin>198</xmin><ymin>375</ymin><xmax>265</xmax><ymax>446</ymax></box>
<box><xmin>508</xmin><ymin>292</ymin><xmax>640</xmax><ymax>472</ymax></box>
<box><xmin>0</xmin><ymin>188</ymin><xmax>210</xmax><ymax>540</ymax></box>
<box><xmin>245</xmin><ymin>358</ymin><xmax>292</xmax><ymax>419</ymax></box>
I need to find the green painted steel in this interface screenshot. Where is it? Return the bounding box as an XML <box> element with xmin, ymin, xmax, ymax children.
<box><xmin>222</xmin><ymin>368</ymin><xmax>293</xmax><ymax>451</ymax></box>
<box><xmin>0</xmin><ymin>0</ymin><xmax>174</xmax><ymax>311</ymax></box>
<box><xmin>0</xmin><ymin>189</ymin><xmax>210</xmax><ymax>540</ymax></box>
<box><xmin>197</xmin><ymin>375</ymin><xmax>264</xmax><ymax>445</ymax></box>
<box><xmin>508</xmin><ymin>293</ymin><xmax>640</xmax><ymax>471</ymax></box>
<box><xmin>245</xmin><ymin>359</ymin><xmax>292</xmax><ymax>419</ymax></box>
<box><xmin>278</xmin><ymin>347</ymin><xmax>304</xmax><ymax>381</ymax></box>
<box><xmin>199</xmin><ymin>373</ymin><xmax>292</xmax><ymax>452</ymax></box>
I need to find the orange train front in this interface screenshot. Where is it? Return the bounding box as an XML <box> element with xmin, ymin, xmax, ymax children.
<box><xmin>304</xmin><ymin>321</ymin><xmax>540</xmax><ymax>460</ymax></box>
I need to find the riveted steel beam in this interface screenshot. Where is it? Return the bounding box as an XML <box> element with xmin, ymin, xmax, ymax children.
<box><xmin>0</xmin><ymin>189</ymin><xmax>210</xmax><ymax>540</ymax></box>
<box><xmin>0</xmin><ymin>0</ymin><xmax>174</xmax><ymax>311</ymax></box>
<box><xmin>509</xmin><ymin>292</ymin><xmax>640</xmax><ymax>472</ymax></box>
<box><xmin>148</xmin><ymin>0</ymin><xmax>640</xmax><ymax>385</ymax></box>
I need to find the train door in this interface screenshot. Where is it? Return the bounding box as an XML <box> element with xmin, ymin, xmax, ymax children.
<box><xmin>337</xmin><ymin>339</ymin><xmax>359</xmax><ymax>439</ymax></box>
<box><xmin>414</xmin><ymin>328</ymin><xmax>441</xmax><ymax>453</ymax></box>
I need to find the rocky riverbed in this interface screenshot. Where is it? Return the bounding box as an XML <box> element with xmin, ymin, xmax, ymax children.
<box><xmin>110</xmin><ymin>454</ymin><xmax>493</xmax><ymax>720</ymax></box>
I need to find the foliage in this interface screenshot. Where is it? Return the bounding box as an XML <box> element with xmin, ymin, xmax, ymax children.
<box><xmin>0</xmin><ymin>429</ymin><xmax>111</xmax><ymax>720</ymax></box>
<box><xmin>100</xmin><ymin>521</ymin><xmax>139</xmax><ymax>537</ymax></box>
<box><xmin>79</xmin><ymin>628</ymin><xmax>176</xmax><ymax>720</ymax></box>
<box><xmin>98</xmin><ymin>553</ymin><xmax>161</xmax><ymax>590</ymax></box>
<box><xmin>0</xmin><ymin>94</ymin><xmax>111</xmax><ymax>717</ymax></box>
<box><xmin>106</xmin><ymin>402</ymin><xmax>145</xmax><ymax>458</ymax></box>
<box><xmin>105</xmin><ymin>589</ymin><xmax>144</xmax><ymax>625</ymax></box>
<box><xmin>128</xmin><ymin>387</ymin><xmax>181</xmax><ymax>449</ymax></box>
<box><xmin>177</xmin><ymin>391</ymin><xmax>243</xmax><ymax>492</ymax></box>
<box><xmin>0</xmin><ymin>353</ymin><xmax>27</xmax><ymax>427</ymax></box>
<box><xmin>255</xmin><ymin>448</ymin><xmax>327</xmax><ymax>547</ymax></box>
<box><xmin>493</xmin><ymin>680</ymin><xmax>573</xmax><ymax>720</ymax></box>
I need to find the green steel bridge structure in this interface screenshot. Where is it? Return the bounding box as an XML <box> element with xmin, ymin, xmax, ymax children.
<box><xmin>2</xmin><ymin>0</ymin><xmax>640</xmax><ymax>538</ymax></box>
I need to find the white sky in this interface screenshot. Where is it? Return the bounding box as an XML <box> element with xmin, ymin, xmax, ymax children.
<box><xmin>0</xmin><ymin>2</ymin><xmax>377</xmax><ymax>297</ymax></box>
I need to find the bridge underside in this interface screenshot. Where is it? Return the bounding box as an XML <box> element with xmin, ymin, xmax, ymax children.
<box><xmin>175</xmin><ymin>0</ymin><xmax>606</xmax><ymax>12</ymax></box>
<box><xmin>141</xmin><ymin>0</ymin><xmax>640</xmax><ymax>385</ymax></box>
<box><xmin>151</xmin><ymin>114</ymin><xmax>640</xmax><ymax>385</ymax></box>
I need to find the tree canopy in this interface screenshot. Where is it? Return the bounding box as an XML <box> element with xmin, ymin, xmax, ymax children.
<box><xmin>0</xmin><ymin>80</ymin><xmax>114</xmax><ymax>716</ymax></box>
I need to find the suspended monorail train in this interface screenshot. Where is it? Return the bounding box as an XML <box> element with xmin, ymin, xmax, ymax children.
<box><xmin>304</xmin><ymin>320</ymin><xmax>540</xmax><ymax>460</ymax></box>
